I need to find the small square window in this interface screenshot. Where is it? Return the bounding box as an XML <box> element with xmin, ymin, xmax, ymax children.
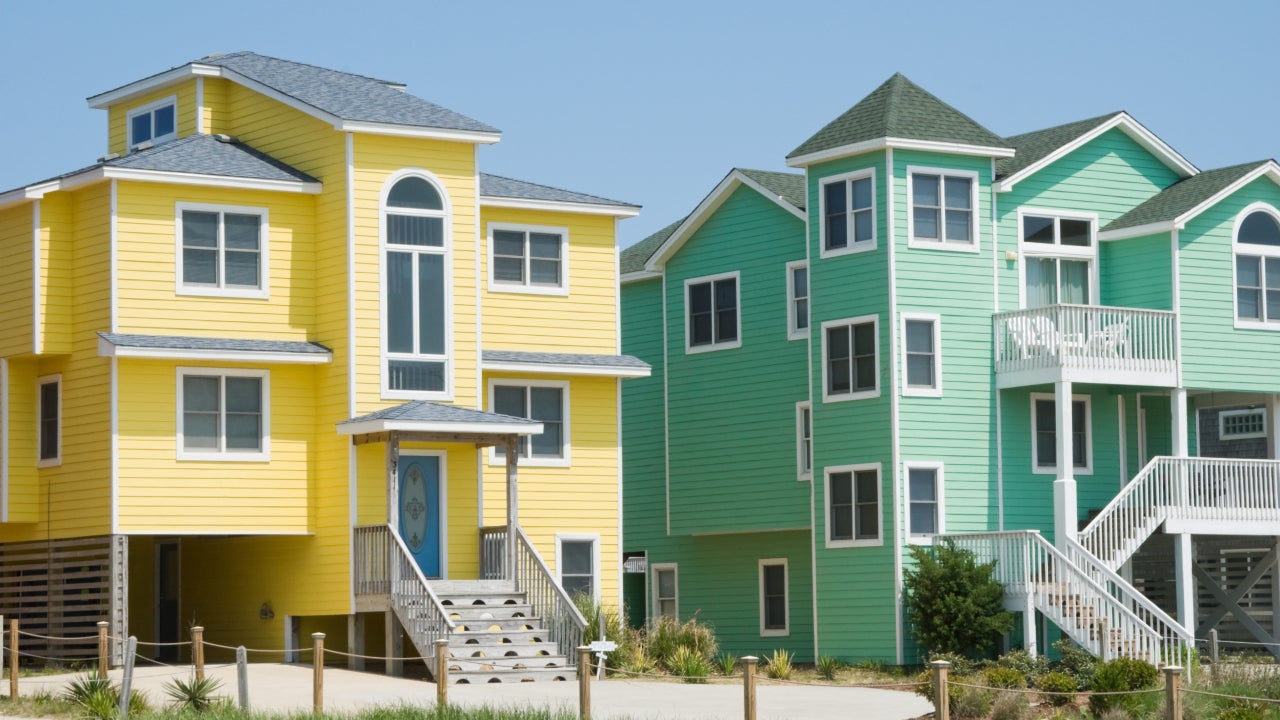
<box><xmin>490</xmin><ymin>381</ymin><xmax>570</xmax><ymax>466</ymax></box>
<box><xmin>177</xmin><ymin>204</ymin><xmax>269</xmax><ymax>298</ymax></box>
<box><xmin>489</xmin><ymin>224</ymin><xmax>568</xmax><ymax>294</ymax></box>
<box><xmin>127</xmin><ymin>97</ymin><xmax>178</xmax><ymax>148</ymax></box>
<box><xmin>686</xmin><ymin>273</ymin><xmax>740</xmax><ymax>353</ymax></box>
<box><xmin>178</xmin><ymin>369</ymin><xmax>269</xmax><ymax>462</ymax></box>
<box><xmin>908</xmin><ymin>168</ymin><xmax>977</xmax><ymax>250</ymax></box>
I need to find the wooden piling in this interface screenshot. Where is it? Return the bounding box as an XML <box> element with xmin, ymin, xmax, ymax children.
<box><xmin>312</xmin><ymin>633</ymin><xmax>325</xmax><ymax>713</ymax></box>
<box><xmin>742</xmin><ymin>656</ymin><xmax>758</xmax><ymax>720</ymax></box>
<box><xmin>931</xmin><ymin>660</ymin><xmax>951</xmax><ymax>720</ymax></box>
<box><xmin>435</xmin><ymin>638</ymin><xmax>449</xmax><ymax>706</ymax></box>
<box><xmin>577</xmin><ymin>646</ymin><xmax>591</xmax><ymax>720</ymax></box>
<box><xmin>191</xmin><ymin>626</ymin><xmax>205</xmax><ymax>682</ymax></box>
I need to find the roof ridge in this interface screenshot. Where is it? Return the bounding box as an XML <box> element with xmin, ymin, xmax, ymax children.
<box><xmin>207</xmin><ymin>50</ymin><xmax>404</xmax><ymax>86</ymax></box>
<box><xmin>884</xmin><ymin>73</ymin><xmax>905</xmax><ymax>137</ymax></box>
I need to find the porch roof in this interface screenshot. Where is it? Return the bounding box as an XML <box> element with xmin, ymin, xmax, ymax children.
<box><xmin>337</xmin><ymin>400</ymin><xmax>542</xmax><ymax>437</ymax></box>
<box><xmin>481</xmin><ymin>349</ymin><xmax>650</xmax><ymax>377</ymax></box>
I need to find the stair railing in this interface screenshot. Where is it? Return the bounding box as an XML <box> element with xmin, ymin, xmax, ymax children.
<box><xmin>1078</xmin><ymin>456</ymin><xmax>1175</xmax><ymax>570</ymax></box>
<box><xmin>514</xmin><ymin>525</ymin><xmax>587</xmax><ymax>664</ymax></box>
<box><xmin>384</xmin><ymin>524</ymin><xmax>455</xmax><ymax>648</ymax></box>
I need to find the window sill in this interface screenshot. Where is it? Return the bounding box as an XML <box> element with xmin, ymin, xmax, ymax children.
<box><xmin>381</xmin><ymin>388</ymin><xmax>454</xmax><ymax>402</ymax></box>
<box><xmin>903</xmin><ymin>386</ymin><xmax>942</xmax><ymax>398</ymax></box>
<box><xmin>760</xmin><ymin>629</ymin><xmax>790</xmax><ymax>638</ymax></box>
<box><xmin>907</xmin><ymin>239</ymin><xmax>980</xmax><ymax>254</ymax></box>
<box><xmin>797</xmin><ymin>473</ymin><xmax>812</xmax><ymax>482</ymax></box>
<box><xmin>823</xmin><ymin>388</ymin><xmax>880</xmax><ymax>404</ymax></box>
<box><xmin>488</xmin><ymin>283</ymin><xmax>570</xmax><ymax>297</ymax></box>
<box><xmin>1234</xmin><ymin>319</ymin><xmax>1280</xmax><ymax>331</ymax></box>
<box><xmin>787</xmin><ymin>329</ymin><xmax>808</xmax><ymax>342</ymax></box>
<box><xmin>825</xmin><ymin>538</ymin><xmax>883</xmax><ymax>549</ymax></box>
<box><xmin>908</xmin><ymin>534</ymin><xmax>941</xmax><ymax>546</ymax></box>
<box><xmin>178</xmin><ymin>450</ymin><xmax>271</xmax><ymax>463</ymax></box>
<box><xmin>686</xmin><ymin>340</ymin><xmax>742</xmax><ymax>355</ymax></box>
<box><xmin>819</xmin><ymin>241</ymin><xmax>877</xmax><ymax>260</ymax></box>
<box><xmin>1031</xmin><ymin>466</ymin><xmax>1093</xmax><ymax>476</ymax></box>
<box><xmin>36</xmin><ymin>458</ymin><xmax>61</xmax><ymax>469</ymax></box>
<box><xmin>177</xmin><ymin>286</ymin><xmax>270</xmax><ymax>300</ymax></box>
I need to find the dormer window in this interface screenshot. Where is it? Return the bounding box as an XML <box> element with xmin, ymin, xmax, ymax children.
<box><xmin>127</xmin><ymin>97</ymin><xmax>177</xmax><ymax>148</ymax></box>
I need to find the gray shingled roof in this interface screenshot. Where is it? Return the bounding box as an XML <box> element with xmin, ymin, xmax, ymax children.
<box><xmin>340</xmin><ymin>400</ymin><xmax>538</xmax><ymax>427</ymax></box>
<box><xmin>479</xmin><ymin>173</ymin><xmax>637</xmax><ymax>208</ymax></box>
<box><xmin>483</xmin><ymin>349</ymin><xmax>649</xmax><ymax>370</ymax></box>
<box><xmin>788</xmin><ymin>73</ymin><xmax>1008</xmax><ymax>160</ymax></box>
<box><xmin>621</xmin><ymin>218</ymin><xmax>684</xmax><ymax>275</ymax></box>
<box><xmin>100</xmin><ymin>332</ymin><xmax>331</xmax><ymax>354</ymax></box>
<box><xmin>1104</xmin><ymin>161</ymin><xmax>1271</xmax><ymax>232</ymax></box>
<box><xmin>996</xmin><ymin>112</ymin><xmax>1122</xmax><ymax>180</ymax></box>
<box><xmin>737</xmin><ymin>168</ymin><xmax>806</xmax><ymax>211</ymax></box>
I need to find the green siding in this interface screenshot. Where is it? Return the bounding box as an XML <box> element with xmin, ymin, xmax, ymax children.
<box><xmin>1101</xmin><ymin>233</ymin><xmax>1173</xmax><ymax>309</ymax></box>
<box><xmin>622</xmin><ymin>277</ymin><xmax>667</xmax><ymax>548</ymax></box>
<box><xmin>1179</xmin><ymin>177</ymin><xmax>1280</xmax><ymax>392</ymax></box>
<box><xmin>662</xmin><ymin>185</ymin><xmax>810</xmax><ymax>535</ymax></box>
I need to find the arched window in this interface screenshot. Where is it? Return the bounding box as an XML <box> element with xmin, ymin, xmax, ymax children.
<box><xmin>382</xmin><ymin>173</ymin><xmax>450</xmax><ymax>395</ymax></box>
<box><xmin>1234</xmin><ymin>205</ymin><xmax>1280</xmax><ymax>326</ymax></box>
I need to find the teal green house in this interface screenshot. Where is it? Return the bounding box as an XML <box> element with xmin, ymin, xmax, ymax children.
<box><xmin>620</xmin><ymin>74</ymin><xmax>1280</xmax><ymax>665</ymax></box>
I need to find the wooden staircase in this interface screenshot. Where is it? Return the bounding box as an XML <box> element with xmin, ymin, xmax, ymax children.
<box><xmin>434</xmin><ymin>581</ymin><xmax>572</xmax><ymax>683</ymax></box>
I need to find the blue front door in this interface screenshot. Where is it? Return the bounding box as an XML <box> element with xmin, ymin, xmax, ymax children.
<box><xmin>398</xmin><ymin>455</ymin><xmax>441</xmax><ymax>578</ymax></box>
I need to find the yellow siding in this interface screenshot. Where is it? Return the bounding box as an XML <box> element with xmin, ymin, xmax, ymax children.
<box><xmin>481</xmin><ymin>373</ymin><xmax>620</xmax><ymax>602</ymax></box>
<box><xmin>0</xmin><ymin>204</ymin><xmax>33</xmax><ymax>357</ymax></box>
<box><xmin>203</xmin><ymin>78</ymin><xmax>229</xmax><ymax>136</ymax></box>
<box><xmin>351</xmin><ymin>134</ymin><xmax>479</xmax><ymax>410</ymax></box>
<box><xmin>116</xmin><ymin>361</ymin><xmax>314</xmax><ymax>533</ymax></box>
<box><xmin>107</xmin><ymin>81</ymin><xmax>199</xmax><ymax>156</ymax></box>
<box><xmin>224</xmin><ymin>83</ymin><xmax>339</xmax><ymax>180</ymax></box>
<box><xmin>114</xmin><ymin>182</ymin><xmax>316</xmax><ymax>339</ymax></box>
<box><xmin>4</xmin><ymin>358</ymin><xmax>39</xmax><ymax>524</ymax></box>
<box><xmin>480</xmin><ymin>209</ymin><xmax>618</xmax><ymax>353</ymax></box>
<box><xmin>39</xmin><ymin>192</ymin><xmax>74</xmax><ymax>355</ymax></box>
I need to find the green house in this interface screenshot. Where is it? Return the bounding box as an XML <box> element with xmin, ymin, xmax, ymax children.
<box><xmin>621</xmin><ymin>73</ymin><xmax>1280</xmax><ymax>665</ymax></box>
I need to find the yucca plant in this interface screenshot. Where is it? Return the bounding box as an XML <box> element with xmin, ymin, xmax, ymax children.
<box><xmin>162</xmin><ymin>674</ymin><xmax>224</xmax><ymax>712</ymax></box>
<box><xmin>62</xmin><ymin>675</ymin><xmax>117</xmax><ymax>720</ymax></box>
<box><xmin>764</xmin><ymin>648</ymin><xmax>794</xmax><ymax>680</ymax></box>
<box><xmin>714</xmin><ymin>651</ymin><xmax>738</xmax><ymax>676</ymax></box>
<box><xmin>816</xmin><ymin>654</ymin><xmax>842</xmax><ymax>681</ymax></box>
<box><xmin>668</xmin><ymin>645</ymin><xmax>710</xmax><ymax>684</ymax></box>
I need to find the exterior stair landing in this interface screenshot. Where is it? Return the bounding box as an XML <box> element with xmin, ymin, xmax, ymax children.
<box><xmin>433</xmin><ymin>581</ymin><xmax>572</xmax><ymax>683</ymax></box>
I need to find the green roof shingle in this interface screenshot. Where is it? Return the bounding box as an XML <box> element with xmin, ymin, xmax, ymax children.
<box><xmin>621</xmin><ymin>218</ymin><xmax>684</xmax><ymax>275</ymax></box>
<box><xmin>788</xmin><ymin>73</ymin><xmax>1007</xmax><ymax>160</ymax></box>
<box><xmin>995</xmin><ymin>112</ymin><xmax>1121</xmax><ymax>180</ymax></box>
<box><xmin>737</xmin><ymin>168</ymin><xmax>806</xmax><ymax>211</ymax></box>
<box><xmin>1105</xmin><ymin>161</ymin><xmax>1270</xmax><ymax>232</ymax></box>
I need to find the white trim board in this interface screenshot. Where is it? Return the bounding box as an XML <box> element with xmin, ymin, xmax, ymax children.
<box><xmin>480</xmin><ymin>196</ymin><xmax>639</xmax><ymax>218</ymax></box>
<box><xmin>787</xmin><ymin>136</ymin><xmax>1015</xmax><ymax>169</ymax></box>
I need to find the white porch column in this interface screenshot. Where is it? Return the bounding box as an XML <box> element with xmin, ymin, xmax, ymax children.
<box><xmin>1171</xmin><ymin>388</ymin><xmax>1189</xmax><ymax>457</ymax></box>
<box><xmin>1174</xmin><ymin>532</ymin><xmax>1196</xmax><ymax>632</ymax></box>
<box><xmin>505</xmin><ymin>436</ymin><xmax>519</xmax><ymax>588</ymax></box>
<box><xmin>1023</xmin><ymin>596</ymin><xmax>1038</xmax><ymax>658</ymax></box>
<box><xmin>1053</xmin><ymin>380</ymin><xmax>1078</xmax><ymax>550</ymax></box>
<box><xmin>1270</xmin><ymin>396</ymin><xmax>1280</xmax><ymax>460</ymax></box>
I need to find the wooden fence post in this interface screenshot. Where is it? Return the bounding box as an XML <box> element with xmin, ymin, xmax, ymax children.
<box><xmin>236</xmin><ymin>646</ymin><xmax>249</xmax><ymax>712</ymax></box>
<box><xmin>97</xmin><ymin>621</ymin><xmax>110</xmax><ymax>679</ymax></box>
<box><xmin>931</xmin><ymin>660</ymin><xmax>951</xmax><ymax>720</ymax></box>
<box><xmin>742</xmin><ymin>656</ymin><xmax>758</xmax><ymax>720</ymax></box>
<box><xmin>1164</xmin><ymin>666</ymin><xmax>1182</xmax><ymax>720</ymax></box>
<box><xmin>312</xmin><ymin>633</ymin><xmax>325</xmax><ymax>714</ymax></box>
<box><xmin>9</xmin><ymin>618</ymin><xmax>18</xmax><ymax>698</ymax></box>
<box><xmin>577</xmin><ymin>646</ymin><xmax>591</xmax><ymax>720</ymax></box>
<box><xmin>1208</xmin><ymin>628</ymin><xmax>1219</xmax><ymax>684</ymax></box>
<box><xmin>119</xmin><ymin>636</ymin><xmax>137</xmax><ymax>717</ymax></box>
<box><xmin>435</xmin><ymin>638</ymin><xmax>448</xmax><ymax>706</ymax></box>
<box><xmin>191</xmin><ymin>626</ymin><xmax>205</xmax><ymax>682</ymax></box>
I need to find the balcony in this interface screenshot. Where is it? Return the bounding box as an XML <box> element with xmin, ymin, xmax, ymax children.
<box><xmin>994</xmin><ymin>304</ymin><xmax>1178</xmax><ymax>388</ymax></box>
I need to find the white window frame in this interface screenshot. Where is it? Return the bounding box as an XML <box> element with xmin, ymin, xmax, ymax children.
<box><xmin>796</xmin><ymin>401</ymin><xmax>813</xmax><ymax>481</ymax></box>
<box><xmin>126</xmin><ymin>95</ymin><xmax>178</xmax><ymax>148</ymax></box>
<box><xmin>487</xmin><ymin>222</ymin><xmax>570</xmax><ymax>295</ymax></box>
<box><xmin>1030</xmin><ymin>393</ymin><xmax>1092</xmax><ymax>475</ymax></box>
<box><xmin>652</xmin><ymin>563</ymin><xmax>678</xmax><ymax>622</ymax></box>
<box><xmin>176</xmin><ymin>367</ymin><xmax>270</xmax><ymax>462</ymax></box>
<box><xmin>906</xmin><ymin>166</ymin><xmax>980</xmax><ymax>252</ymax></box>
<box><xmin>36</xmin><ymin>374</ymin><xmax>61</xmax><ymax>468</ymax></box>
<box><xmin>824</xmin><ymin>462</ymin><xmax>883</xmax><ymax>549</ymax></box>
<box><xmin>819</xmin><ymin>168</ymin><xmax>877</xmax><ymax>259</ymax></box>
<box><xmin>785</xmin><ymin>260</ymin><xmax>809</xmax><ymax>340</ymax></box>
<box><xmin>758</xmin><ymin>558</ymin><xmax>790</xmax><ymax>637</ymax></box>
<box><xmin>555</xmin><ymin>533</ymin><xmax>600</xmax><ymax>603</ymax></box>
<box><xmin>1016</xmin><ymin>208</ymin><xmax>1099</xmax><ymax>309</ymax></box>
<box><xmin>905</xmin><ymin>461</ymin><xmax>945</xmax><ymax>543</ymax></box>
<box><xmin>1231</xmin><ymin>202</ymin><xmax>1280</xmax><ymax>330</ymax></box>
<box><xmin>1220</xmin><ymin>408</ymin><xmax>1267</xmax><ymax>440</ymax></box>
<box><xmin>379</xmin><ymin>169</ymin><xmax>454</xmax><ymax>401</ymax></box>
<box><xmin>486</xmin><ymin>379</ymin><xmax>571</xmax><ymax>467</ymax></box>
<box><xmin>901</xmin><ymin>313</ymin><xmax>942</xmax><ymax>397</ymax></box>
<box><xmin>174</xmin><ymin>202</ymin><xmax>270</xmax><ymax>299</ymax></box>
<box><xmin>820</xmin><ymin>314</ymin><xmax>880</xmax><ymax>403</ymax></box>
<box><xmin>684</xmin><ymin>270</ymin><xmax>742</xmax><ymax>354</ymax></box>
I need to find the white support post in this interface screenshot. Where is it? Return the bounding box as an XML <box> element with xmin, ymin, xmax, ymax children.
<box><xmin>1023</xmin><ymin>596</ymin><xmax>1037</xmax><ymax>658</ymax></box>
<box><xmin>1175</xmin><ymin>532</ymin><xmax>1196</xmax><ymax>632</ymax></box>
<box><xmin>1270</xmin><ymin>395</ymin><xmax>1280</xmax><ymax>460</ymax></box>
<box><xmin>1053</xmin><ymin>380</ymin><xmax>1078</xmax><ymax>549</ymax></box>
<box><xmin>1171</xmin><ymin>388</ymin><xmax>1189</xmax><ymax>458</ymax></box>
<box><xmin>505</xmin><ymin>436</ymin><xmax>519</xmax><ymax>589</ymax></box>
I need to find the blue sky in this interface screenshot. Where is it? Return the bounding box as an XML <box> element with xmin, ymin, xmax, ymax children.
<box><xmin>1</xmin><ymin>0</ymin><xmax>1277</xmax><ymax>247</ymax></box>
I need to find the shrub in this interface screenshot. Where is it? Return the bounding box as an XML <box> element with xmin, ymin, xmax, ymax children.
<box><xmin>162</xmin><ymin>675</ymin><xmax>224</xmax><ymax>712</ymax></box>
<box><xmin>816</xmin><ymin>654</ymin><xmax>842</xmax><ymax>681</ymax></box>
<box><xmin>573</xmin><ymin>595</ymin><xmax>638</xmax><ymax>673</ymax></box>
<box><xmin>1037</xmin><ymin>671</ymin><xmax>1078</xmax><ymax>706</ymax></box>
<box><xmin>903</xmin><ymin>540</ymin><xmax>1014</xmax><ymax>656</ymax></box>
<box><xmin>764</xmin><ymin>649</ymin><xmax>793</xmax><ymax>680</ymax></box>
<box><xmin>1051</xmin><ymin>638</ymin><xmax>1099</xmax><ymax>690</ymax></box>
<box><xmin>950</xmin><ymin>684</ymin><xmax>994</xmax><ymax>720</ymax></box>
<box><xmin>990</xmin><ymin>692</ymin><xmax>1029</xmax><ymax>720</ymax></box>
<box><xmin>924</xmin><ymin>650</ymin><xmax>979</xmax><ymax>677</ymax></box>
<box><xmin>983</xmin><ymin>666</ymin><xmax>1027</xmax><ymax>689</ymax></box>
<box><xmin>619</xmin><ymin>647</ymin><xmax>657</xmax><ymax>677</ymax></box>
<box><xmin>667</xmin><ymin>645</ymin><xmax>710</xmax><ymax>684</ymax></box>
<box><xmin>714</xmin><ymin>651</ymin><xmax>737</xmax><ymax>676</ymax></box>
<box><xmin>1217</xmin><ymin>699</ymin><xmax>1271</xmax><ymax>720</ymax></box>
<box><xmin>648</xmin><ymin>614</ymin><xmax>718</xmax><ymax>670</ymax></box>
<box><xmin>1088</xmin><ymin>657</ymin><xmax>1159</xmax><ymax>716</ymax></box>
<box><xmin>62</xmin><ymin>675</ymin><xmax>150</xmax><ymax>720</ymax></box>
<box><xmin>995</xmin><ymin>649</ymin><xmax>1050</xmax><ymax>681</ymax></box>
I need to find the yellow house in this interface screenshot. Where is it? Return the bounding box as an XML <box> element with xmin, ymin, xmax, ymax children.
<box><xmin>0</xmin><ymin>52</ymin><xmax>644</xmax><ymax>682</ymax></box>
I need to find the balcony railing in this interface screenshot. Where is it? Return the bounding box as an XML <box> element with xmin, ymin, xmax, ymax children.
<box><xmin>994</xmin><ymin>304</ymin><xmax>1177</xmax><ymax>385</ymax></box>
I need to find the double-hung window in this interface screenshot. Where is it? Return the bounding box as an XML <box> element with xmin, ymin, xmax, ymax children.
<box><xmin>490</xmin><ymin>380</ymin><xmax>569</xmax><ymax>466</ymax></box>
<box><xmin>908</xmin><ymin>168</ymin><xmax>977</xmax><ymax>249</ymax></box>
<box><xmin>383</xmin><ymin>175</ymin><xmax>450</xmax><ymax>397</ymax></box>
<box><xmin>37</xmin><ymin>375</ymin><xmax>60</xmax><ymax>467</ymax></box>
<box><xmin>822</xmin><ymin>315</ymin><xmax>878</xmax><ymax>402</ymax></box>
<box><xmin>902</xmin><ymin>314</ymin><xmax>941</xmax><ymax>396</ymax></box>
<box><xmin>177</xmin><ymin>368</ymin><xmax>269</xmax><ymax>461</ymax></box>
<box><xmin>786</xmin><ymin>261</ymin><xmax>809</xmax><ymax>340</ymax></box>
<box><xmin>906</xmin><ymin>463</ymin><xmax>944</xmax><ymax>541</ymax></box>
<box><xmin>759</xmin><ymin>559</ymin><xmax>788</xmax><ymax>636</ymax></box>
<box><xmin>796</xmin><ymin>402</ymin><xmax>812</xmax><ymax>480</ymax></box>
<box><xmin>557</xmin><ymin>536</ymin><xmax>597</xmax><ymax>600</ymax></box>
<box><xmin>821</xmin><ymin>169</ymin><xmax>875</xmax><ymax>256</ymax></box>
<box><xmin>653</xmin><ymin>564</ymin><xmax>678</xmax><ymax>620</ymax></box>
<box><xmin>177</xmin><ymin>204</ymin><xmax>268</xmax><ymax>298</ymax></box>
<box><xmin>1019</xmin><ymin>212</ymin><xmax>1096</xmax><ymax>308</ymax></box>
<box><xmin>826</xmin><ymin>464</ymin><xmax>881</xmax><ymax>547</ymax></box>
<box><xmin>490</xmin><ymin>224</ymin><xmax>568</xmax><ymax>294</ymax></box>
<box><xmin>685</xmin><ymin>272</ymin><xmax>740</xmax><ymax>352</ymax></box>
<box><xmin>1233</xmin><ymin>205</ymin><xmax>1280</xmax><ymax>327</ymax></box>
<box><xmin>1031</xmin><ymin>394</ymin><xmax>1091</xmax><ymax>473</ymax></box>
<box><xmin>127</xmin><ymin>97</ymin><xmax>177</xmax><ymax>148</ymax></box>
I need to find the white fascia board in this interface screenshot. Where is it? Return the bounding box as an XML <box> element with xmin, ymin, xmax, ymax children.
<box><xmin>1098</xmin><ymin>221</ymin><xmax>1176</xmax><ymax>241</ymax></box>
<box><xmin>339</xmin><ymin>120</ymin><xmax>501</xmax><ymax>145</ymax></box>
<box><xmin>621</xmin><ymin>270</ymin><xmax>662</xmax><ymax>284</ymax></box>
<box><xmin>786</xmin><ymin>137</ymin><xmax>1015</xmax><ymax>168</ymax></box>
<box><xmin>100</xmin><ymin>167</ymin><xmax>322</xmax><ymax>194</ymax></box>
<box><xmin>336</xmin><ymin>419</ymin><xmax>544</xmax><ymax>436</ymax></box>
<box><xmin>98</xmin><ymin>336</ymin><xmax>332</xmax><ymax>364</ymax></box>
<box><xmin>86</xmin><ymin>64</ymin><xmax>220</xmax><ymax>108</ymax></box>
<box><xmin>480</xmin><ymin>196</ymin><xmax>640</xmax><ymax>218</ymax></box>
<box><xmin>481</xmin><ymin>360</ymin><xmax>651</xmax><ymax>378</ymax></box>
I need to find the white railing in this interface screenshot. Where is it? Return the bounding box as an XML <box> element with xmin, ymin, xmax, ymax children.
<box><xmin>945</xmin><ymin>531</ymin><xmax>1192</xmax><ymax>669</ymax></box>
<box><xmin>1080</xmin><ymin>457</ymin><xmax>1280</xmax><ymax>570</ymax></box>
<box><xmin>353</xmin><ymin>524</ymin><xmax>455</xmax><ymax>649</ymax></box>
<box><xmin>514</xmin><ymin>525</ymin><xmax>586</xmax><ymax>662</ymax></box>
<box><xmin>994</xmin><ymin>304</ymin><xmax>1177</xmax><ymax>377</ymax></box>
